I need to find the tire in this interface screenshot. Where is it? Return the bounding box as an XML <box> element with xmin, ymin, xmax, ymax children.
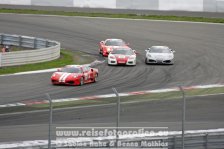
<box><xmin>79</xmin><ymin>77</ymin><xmax>84</xmax><ymax>86</ymax></box>
<box><xmin>99</xmin><ymin>49</ymin><xmax>103</xmax><ymax>55</ymax></box>
<box><xmin>145</xmin><ymin>58</ymin><xmax>148</xmax><ymax>64</ymax></box>
<box><xmin>93</xmin><ymin>73</ymin><xmax>98</xmax><ymax>82</ymax></box>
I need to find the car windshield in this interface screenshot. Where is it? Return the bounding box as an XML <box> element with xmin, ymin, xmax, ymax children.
<box><xmin>150</xmin><ymin>47</ymin><xmax>171</xmax><ymax>53</ymax></box>
<box><xmin>105</xmin><ymin>39</ymin><xmax>126</xmax><ymax>46</ymax></box>
<box><xmin>111</xmin><ymin>49</ymin><xmax>134</xmax><ymax>55</ymax></box>
<box><xmin>61</xmin><ymin>67</ymin><xmax>82</xmax><ymax>73</ymax></box>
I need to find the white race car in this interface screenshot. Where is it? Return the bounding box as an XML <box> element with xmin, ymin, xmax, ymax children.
<box><xmin>108</xmin><ymin>47</ymin><xmax>137</xmax><ymax>66</ymax></box>
<box><xmin>145</xmin><ymin>46</ymin><xmax>175</xmax><ymax>65</ymax></box>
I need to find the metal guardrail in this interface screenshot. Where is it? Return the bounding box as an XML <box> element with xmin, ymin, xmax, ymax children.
<box><xmin>0</xmin><ymin>33</ymin><xmax>60</xmax><ymax>67</ymax></box>
<box><xmin>87</xmin><ymin>131</ymin><xmax>224</xmax><ymax>149</ymax></box>
<box><xmin>0</xmin><ymin>130</ymin><xmax>223</xmax><ymax>148</ymax></box>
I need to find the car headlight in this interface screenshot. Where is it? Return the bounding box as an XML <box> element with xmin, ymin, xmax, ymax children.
<box><xmin>109</xmin><ymin>55</ymin><xmax>115</xmax><ymax>59</ymax></box>
<box><xmin>51</xmin><ymin>73</ymin><xmax>56</xmax><ymax>78</ymax></box>
<box><xmin>128</xmin><ymin>56</ymin><xmax>136</xmax><ymax>60</ymax></box>
<box><xmin>147</xmin><ymin>54</ymin><xmax>152</xmax><ymax>58</ymax></box>
<box><xmin>168</xmin><ymin>55</ymin><xmax>173</xmax><ymax>59</ymax></box>
<box><xmin>107</xmin><ymin>48</ymin><xmax>111</xmax><ymax>52</ymax></box>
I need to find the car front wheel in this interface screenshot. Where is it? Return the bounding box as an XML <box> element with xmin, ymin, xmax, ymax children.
<box><xmin>145</xmin><ymin>58</ymin><xmax>148</xmax><ymax>64</ymax></box>
<box><xmin>79</xmin><ymin>77</ymin><xmax>84</xmax><ymax>86</ymax></box>
<box><xmin>93</xmin><ymin>73</ymin><xmax>98</xmax><ymax>82</ymax></box>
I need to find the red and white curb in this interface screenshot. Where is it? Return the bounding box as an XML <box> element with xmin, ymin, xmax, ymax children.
<box><xmin>0</xmin><ymin>83</ymin><xmax>224</xmax><ymax>108</ymax></box>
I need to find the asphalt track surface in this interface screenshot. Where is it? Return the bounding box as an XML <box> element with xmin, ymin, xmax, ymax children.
<box><xmin>0</xmin><ymin>13</ymin><xmax>224</xmax><ymax>142</ymax></box>
<box><xmin>0</xmin><ymin>14</ymin><xmax>224</xmax><ymax>104</ymax></box>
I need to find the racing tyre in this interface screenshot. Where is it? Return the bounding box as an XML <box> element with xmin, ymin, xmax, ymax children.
<box><xmin>99</xmin><ymin>49</ymin><xmax>103</xmax><ymax>55</ymax></box>
<box><xmin>145</xmin><ymin>58</ymin><xmax>148</xmax><ymax>64</ymax></box>
<box><xmin>79</xmin><ymin>77</ymin><xmax>84</xmax><ymax>86</ymax></box>
<box><xmin>93</xmin><ymin>73</ymin><xmax>98</xmax><ymax>82</ymax></box>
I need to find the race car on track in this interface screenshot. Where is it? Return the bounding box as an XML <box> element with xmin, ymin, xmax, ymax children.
<box><xmin>145</xmin><ymin>46</ymin><xmax>175</xmax><ymax>65</ymax></box>
<box><xmin>99</xmin><ymin>39</ymin><xmax>130</xmax><ymax>57</ymax></box>
<box><xmin>108</xmin><ymin>47</ymin><xmax>137</xmax><ymax>66</ymax></box>
<box><xmin>51</xmin><ymin>65</ymin><xmax>98</xmax><ymax>86</ymax></box>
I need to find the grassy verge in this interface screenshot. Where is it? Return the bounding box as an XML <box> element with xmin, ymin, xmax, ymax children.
<box><xmin>0</xmin><ymin>8</ymin><xmax>224</xmax><ymax>23</ymax></box>
<box><xmin>0</xmin><ymin>49</ymin><xmax>95</xmax><ymax>75</ymax></box>
<box><xmin>0</xmin><ymin>87</ymin><xmax>223</xmax><ymax>114</ymax></box>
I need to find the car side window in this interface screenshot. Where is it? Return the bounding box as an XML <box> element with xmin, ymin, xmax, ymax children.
<box><xmin>80</xmin><ymin>68</ymin><xmax>84</xmax><ymax>73</ymax></box>
<box><xmin>83</xmin><ymin>66</ymin><xmax>89</xmax><ymax>72</ymax></box>
<box><xmin>86</xmin><ymin>67</ymin><xmax>90</xmax><ymax>72</ymax></box>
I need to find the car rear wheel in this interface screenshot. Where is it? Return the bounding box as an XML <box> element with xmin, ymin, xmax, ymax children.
<box><xmin>93</xmin><ymin>73</ymin><xmax>98</xmax><ymax>82</ymax></box>
<box><xmin>79</xmin><ymin>77</ymin><xmax>84</xmax><ymax>86</ymax></box>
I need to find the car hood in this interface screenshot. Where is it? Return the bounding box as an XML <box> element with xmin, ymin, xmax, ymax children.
<box><xmin>147</xmin><ymin>53</ymin><xmax>173</xmax><ymax>59</ymax></box>
<box><xmin>52</xmin><ymin>72</ymin><xmax>81</xmax><ymax>80</ymax></box>
<box><xmin>110</xmin><ymin>54</ymin><xmax>135</xmax><ymax>59</ymax></box>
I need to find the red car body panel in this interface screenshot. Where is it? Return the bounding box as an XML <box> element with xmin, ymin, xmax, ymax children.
<box><xmin>99</xmin><ymin>39</ymin><xmax>130</xmax><ymax>57</ymax></box>
<box><xmin>51</xmin><ymin>65</ymin><xmax>98</xmax><ymax>86</ymax></box>
<box><xmin>115</xmin><ymin>55</ymin><xmax>130</xmax><ymax>64</ymax></box>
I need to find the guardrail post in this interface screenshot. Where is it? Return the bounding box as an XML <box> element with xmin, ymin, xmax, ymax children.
<box><xmin>112</xmin><ymin>88</ymin><xmax>120</xmax><ymax>148</ymax></box>
<box><xmin>46</xmin><ymin>40</ymin><xmax>49</xmax><ymax>48</ymax></box>
<box><xmin>18</xmin><ymin>36</ymin><xmax>22</xmax><ymax>47</ymax></box>
<box><xmin>46</xmin><ymin>93</ymin><xmax>53</xmax><ymax>149</ymax></box>
<box><xmin>33</xmin><ymin>38</ymin><xmax>37</xmax><ymax>49</ymax></box>
<box><xmin>0</xmin><ymin>53</ymin><xmax>2</xmax><ymax>68</ymax></box>
<box><xmin>173</xmin><ymin>136</ymin><xmax>176</xmax><ymax>149</ymax></box>
<box><xmin>0</xmin><ymin>34</ymin><xmax>2</xmax><ymax>44</ymax></box>
<box><xmin>205</xmin><ymin>133</ymin><xmax>208</xmax><ymax>149</ymax></box>
<box><xmin>179</xmin><ymin>86</ymin><xmax>186</xmax><ymax>149</ymax></box>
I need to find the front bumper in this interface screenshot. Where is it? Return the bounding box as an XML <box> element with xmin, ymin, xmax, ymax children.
<box><xmin>51</xmin><ymin>78</ymin><xmax>80</xmax><ymax>86</ymax></box>
<box><xmin>145</xmin><ymin>58</ymin><xmax>174</xmax><ymax>64</ymax></box>
<box><xmin>108</xmin><ymin>59</ymin><xmax>136</xmax><ymax>66</ymax></box>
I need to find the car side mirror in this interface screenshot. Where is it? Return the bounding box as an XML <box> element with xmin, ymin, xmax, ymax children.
<box><xmin>145</xmin><ymin>48</ymin><xmax>150</xmax><ymax>52</ymax></box>
<box><xmin>171</xmin><ymin>49</ymin><xmax>176</xmax><ymax>53</ymax></box>
<box><xmin>91</xmin><ymin>68</ymin><xmax>94</xmax><ymax>72</ymax></box>
<box><xmin>133</xmin><ymin>50</ymin><xmax>138</xmax><ymax>54</ymax></box>
<box><xmin>57</xmin><ymin>68</ymin><xmax>61</xmax><ymax>72</ymax></box>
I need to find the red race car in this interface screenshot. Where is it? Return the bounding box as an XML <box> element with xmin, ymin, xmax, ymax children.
<box><xmin>99</xmin><ymin>39</ymin><xmax>130</xmax><ymax>57</ymax></box>
<box><xmin>51</xmin><ymin>65</ymin><xmax>98</xmax><ymax>86</ymax></box>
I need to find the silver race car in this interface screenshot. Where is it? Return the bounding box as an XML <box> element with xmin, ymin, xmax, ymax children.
<box><xmin>145</xmin><ymin>46</ymin><xmax>175</xmax><ymax>65</ymax></box>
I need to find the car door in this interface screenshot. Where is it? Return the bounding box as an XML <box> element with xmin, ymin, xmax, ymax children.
<box><xmin>81</xmin><ymin>66</ymin><xmax>89</xmax><ymax>83</ymax></box>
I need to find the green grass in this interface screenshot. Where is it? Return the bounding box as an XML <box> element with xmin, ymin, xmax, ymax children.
<box><xmin>0</xmin><ymin>49</ymin><xmax>95</xmax><ymax>75</ymax></box>
<box><xmin>0</xmin><ymin>8</ymin><xmax>224</xmax><ymax>23</ymax></box>
<box><xmin>0</xmin><ymin>87</ymin><xmax>223</xmax><ymax>114</ymax></box>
